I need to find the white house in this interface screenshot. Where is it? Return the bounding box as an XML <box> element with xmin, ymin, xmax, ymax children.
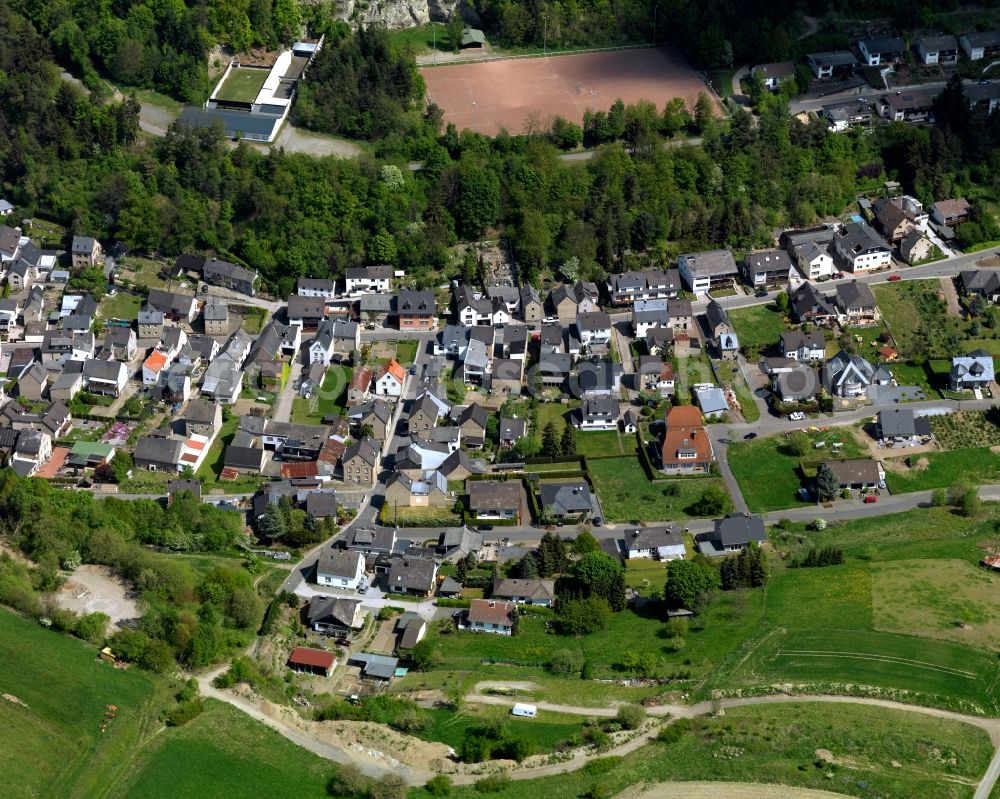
<box><xmin>831</xmin><ymin>223</ymin><xmax>892</xmax><ymax>273</ymax></box>
<box><xmin>375</xmin><ymin>359</ymin><xmax>405</xmax><ymax>398</ymax></box>
<box><xmin>316</xmin><ymin>549</ymin><xmax>365</xmax><ymax>591</ymax></box>
<box><xmin>297</xmin><ymin>278</ymin><xmax>336</xmax><ymax>298</ymax></box>
<box><xmin>624</xmin><ymin>525</ymin><xmax>686</xmax><ymax>560</ymax></box>
<box><xmin>344</xmin><ymin>265</ymin><xmax>392</xmax><ymax>295</ymax></box>
<box><xmin>576</xmin><ymin>311</ymin><xmax>612</xmax><ymax>347</ymax></box>
<box><xmin>308</xmin><ymin>320</ymin><xmax>335</xmax><ymax>366</ymax></box>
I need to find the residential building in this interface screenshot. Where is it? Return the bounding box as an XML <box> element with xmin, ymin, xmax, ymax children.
<box><xmin>180</xmin><ymin>398</ymin><xmax>222</xmax><ymax>438</ymax></box>
<box><xmin>287</xmin><ymin>648</ymin><xmax>335</xmax><ymax>678</ymax></box>
<box><xmin>358</xmin><ymin>293</ymin><xmax>393</xmax><ymax>323</ymax></box>
<box><xmin>71</xmin><ymin>236</ymin><xmax>101</xmax><ymax>269</ymax></box>
<box><xmin>11</xmin><ymin>430</ymin><xmax>51</xmax><ymax>477</ymax></box>
<box><xmin>575</xmin><ymin>311</ymin><xmax>612</xmax><ymax>348</ymax></box>
<box><xmin>807</xmin><ymin>51</ymin><xmax>857</xmax><ymax>79</ymax></box>
<box><xmin>203</xmin><ymin>258</ymin><xmax>259</xmax><ymax>296</ymax></box>
<box><xmin>578</xmin><ymin>395</ymin><xmax>619</xmax><ymax>430</ymax></box>
<box><xmin>467</xmin><ymin>598</ymin><xmax>516</xmax><ymax>635</ymax></box>
<box><xmin>771</xmin><ymin>363</ymin><xmax>817</xmax><ymax>402</ymax></box>
<box><xmin>316</xmin><ymin>549</ymin><xmax>365</xmax><ymax>590</ymax></box>
<box><xmin>873</xmin><ymin>197</ymin><xmax>918</xmax><ymax>244</ymax></box>
<box><xmin>375</xmin><ymin>359</ymin><xmax>405</xmax><ymax>398</ymax></box>
<box><xmin>202</xmin><ymin>297</ymin><xmax>229</xmax><ymax>335</ymax></box>
<box><xmin>877</xmin><ymin>408</ymin><xmax>932</xmax><ymax>444</ymax></box>
<box><xmin>146</xmin><ymin>288</ymin><xmax>197</xmax><ymax>324</ymax></box>
<box><xmin>877</xmin><ymin>89</ymin><xmax>938</xmax><ymax>124</ymax></box>
<box><xmin>780</xmin><ymin>330</ymin><xmax>825</xmax><ymax>362</ymax></box>
<box><xmin>487</xmin><ymin>285</ymin><xmax>520</xmax><ymax>315</ymax></box>
<box><xmin>607</xmin><ymin>269</ymin><xmax>681</xmax><ymax>305</ymax></box>
<box><xmin>823</xmin><ymin>350</ymin><xmax>884</xmax><ymax>398</ymax></box>
<box><xmin>386</xmin><ymin>556</ymin><xmax>438</xmax><ymax>597</ymax></box>
<box><xmin>900</xmin><ymin>230</ymin><xmax>933</xmax><ymax>264</ymax></box>
<box><xmin>959</xmin><ymin>269</ymin><xmax>1000</xmax><ymax>302</ymax></box>
<box><xmin>307</xmin><ymin>319</ymin><xmax>336</xmax><ymax>366</ymax></box>
<box><xmin>344</xmin><ymin>265</ymin><xmax>392</xmax><ymax>295</ymax></box>
<box><xmin>751</xmin><ymin>61</ymin><xmax>795</xmax><ymax>90</ymax></box>
<box><xmin>132</xmin><ymin>434</ymin><xmax>185</xmax><ymax>471</ymax></box>
<box><xmin>297</xmin><ymin>278</ymin><xmax>336</xmax><ymax>298</ymax></box>
<box><xmin>407</xmin><ymin>390</ymin><xmax>449</xmax><ymax>432</ymax></box>
<box><xmin>694</xmin><ymin>384</ymin><xmax>729</xmax><ymax>419</ymax></box>
<box><xmin>637</xmin><ymin>356</ymin><xmax>675</xmax><ymax>397</ymax></box>
<box><xmin>383</xmin><ymin>470</ymin><xmax>450</xmax><ymax>508</ymax></box>
<box><xmin>467</xmin><ymin>480</ymin><xmax>521</xmax><ymax>522</ymax></box>
<box><xmin>661</xmin><ymin>405</ymin><xmax>714</xmax><ymax>474</ymax></box>
<box><xmin>17</xmin><ymin>363</ymin><xmax>48</xmax><ymax>401</ymax></box>
<box><xmin>82</xmin><ymin>360</ymin><xmax>128</xmax><ymax>397</ymax></box>
<box><xmin>102</xmin><ymin>328</ymin><xmax>137</xmax><ymax>361</ymax></box>
<box><xmin>700</xmin><ymin>513</ymin><xmax>768</xmax><ymax>556</ymax></box>
<box><xmin>678</xmin><ymin>249</ymin><xmax>738</xmax><ymax>296</ymax></box>
<box><xmin>519</xmin><ymin>285</ymin><xmax>543</xmax><ymax>322</ymax></box>
<box><xmin>836</xmin><ymin>282</ymin><xmax>880</xmax><ymax>325</ymax></box>
<box><xmin>575</xmin><ymin>361</ymin><xmax>622</xmax><ymax>396</ymax></box>
<box><xmin>743</xmin><ymin>249</ymin><xmax>794</xmax><ymax>287</ymax></box>
<box><xmin>137</xmin><ymin>304</ymin><xmax>165</xmax><ymax>339</ymax></box>
<box><xmin>397</xmin><ymin>289</ymin><xmax>437</xmax><ymax>330</ymax></box>
<box><xmin>832</xmin><ymin>223</ymin><xmax>892</xmax><ymax>273</ymax></box>
<box><xmin>624</xmin><ymin>525</ymin><xmax>685</xmax><ymax>560</ymax></box>
<box><xmin>454</xmin><ymin>284</ymin><xmax>494</xmax><ymax>326</ymax></box>
<box><xmin>916</xmin><ymin>34</ymin><xmax>958</xmax><ymax>65</ymax></box>
<box><xmin>287</xmin><ymin>295</ymin><xmax>327</xmax><ymax>328</ymax></box>
<box><xmin>347</xmin><ymin>366</ymin><xmax>374</xmax><ymax>405</ymax></box>
<box><xmin>960</xmin><ymin>31</ymin><xmax>1000</xmax><ymax>61</ymax></box>
<box><xmin>705</xmin><ymin>299</ymin><xmax>739</xmax><ymax>358</ymax></box>
<box><xmin>821</xmin><ymin>458</ymin><xmax>885</xmax><ymax>490</ymax></box>
<box><xmin>930</xmin><ymin>198</ymin><xmax>972</xmax><ymax>228</ymax></box>
<box><xmin>538</xmin><ymin>480</ymin><xmax>592</xmax><ymax>521</ymax></box>
<box><xmin>632</xmin><ymin>299</ymin><xmax>669</xmax><ymax>337</ymax></box>
<box><xmin>341</xmin><ymin>437</ymin><xmax>380</xmax><ymax>485</ymax></box>
<box><xmin>348</xmin><ymin>399</ymin><xmax>392</xmax><ymax>441</ymax></box>
<box><xmin>822</xmin><ymin>100</ymin><xmax>874</xmax><ymax>133</ymax></box>
<box><xmin>790</xmin><ymin>282</ymin><xmax>838</xmax><ymax>326</ymax></box>
<box><xmin>332</xmin><ymin>319</ymin><xmax>360</xmax><ymax>356</ymax></box>
<box><xmin>965</xmin><ymin>81</ymin><xmax>1000</xmax><ymax>113</ymax></box>
<box><xmin>497</xmin><ymin>417</ymin><xmax>526</xmax><ymax>448</ymax></box>
<box><xmin>457</xmin><ymin>403</ymin><xmax>489</xmax><ymax>447</ymax></box>
<box><xmin>950</xmin><ymin>351</ymin><xmax>995</xmax><ymax>391</ymax></box>
<box><xmin>435</xmin><ymin>526</ymin><xmax>483</xmax><ymax>561</ymax></box>
<box><xmin>492</xmin><ymin>578</ymin><xmax>555</xmax><ymax>606</ymax></box>
<box><xmin>858</xmin><ymin>36</ymin><xmax>905</xmax><ymax>66</ymax></box>
<box><xmin>306</xmin><ymin>595</ymin><xmax>366</xmax><ymax>636</ymax></box>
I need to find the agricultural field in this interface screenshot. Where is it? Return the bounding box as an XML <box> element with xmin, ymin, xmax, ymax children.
<box><xmin>587</xmin><ymin>456</ymin><xmax>729</xmax><ymax>521</ymax></box>
<box><xmin>883</xmin><ymin>447</ymin><xmax>1000</xmax><ymax>493</ymax></box>
<box><xmin>118</xmin><ymin>701</ymin><xmax>332</xmax><ymax>799</ymax></box>
<box><xmin>728</xmin><ymin>304</ymin><xmax>788</xmax><ymax>356</ymax></box>
<box><xmin>0</xmin><ymin>610</ymin><xmax>169</xmax><ymax>799</ymax></box>
<box><xmin>727</xmin><ymin>429</ymin><xmax>869</xmax><ymax>512</ymax></box>
<box><xmin>931</xmin><ymin>410</ymin><xmax>1000</xmax><ymax>450</ymax></box>
<box><xmin>420</xmin><ymin>703</ymin><xmax>994</xmax><ymax>799</ymax></box>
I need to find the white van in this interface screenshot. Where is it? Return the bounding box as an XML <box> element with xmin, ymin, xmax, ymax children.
<box><xmin>511</xmin><ymin>703</ymin><xmax>537</xmax><ymax>718</ymax></box>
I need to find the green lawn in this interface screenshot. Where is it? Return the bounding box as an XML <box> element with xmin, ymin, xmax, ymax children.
<box><xmin>292</xmin><ymin>366</ymin><xmax>352</xmax><ymax>425</ymax></box>
<box><xmin>395</xmin><ymin>339</ymin><xmax>419</xmax><ymax>365</ymax></box>
<box><xmin>214</xmin><ymin>67</ymin><xmax>268</xmax><ymax>102</ymax></box>
<box><xmin>388</xmin><ymin>22</ymin><xmax>448</xmax><ymax>54</ymax></box>
<box><xmin>416</xmin><ymin>705</ymin><xmax>590</xmax><ymax>752</ymax></box>
<box><xmin>195</xmin><ymin>416</ymin><xmax>263</xmax><ymax>491</ymax></box>
<box><xmin>728</xmin><ymin>304</ymin><xmax>787</xmax><ymax>356</ymax></box>
<box><xmin>431</xmin><ymin>589</ymin><xmax>763</xmax><ymax>684</ymax></box>
<box><xmin>536</xmin><ymin>401</ymin><xmax>572</xmax><ymax>431</ymax></box>
<box><xmin>727</xmin><ymin>430</ymin><xmax>869</xmax><ymax>512</ymax></box>
<box><xmin>421</xmin><ymin>702</ymin><xmax>993</xmax><ymax>799</ymax></box>
<box><xmin>99</xmin><ymin>291</ymin><xmax>143</xmax><ymax>321</ymax></box>
<box><xmin>588</xmin><ymin>456</ymin><xmax>730</xmax><ymax>521</ymax></box>
<box><xmin>0</xmin><ymin>609</ymin><xmax>170</xmax><ymax>799</ymax></box>
<box><xmin>883</xmin><ymin>448</ymin><xmax>1000</xmax><ymax>494</ymax></box>
<box><xmin>576</xmin><ymin>429</ymin><xmax>625</xmax><ymax>456</ymax></box>
<box><xmin>119</xmin><ymin>701</ymin><xmax>332</xmax><ymax>799</ymax></box>
<box><xmin>731</xmin><ymin>373</ymin><xmax>761</xmax><ymax>422</ymax></box>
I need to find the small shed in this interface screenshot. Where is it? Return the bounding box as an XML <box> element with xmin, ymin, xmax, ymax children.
<box><xmin>461</xmin><ymin>28</ymin><xmax>486</xmax><ymax>49</ymax></box>
<box><xmin>288</xmin><ymin>647</ymin><xmax>336</xmax><ymax>677</ymax></box>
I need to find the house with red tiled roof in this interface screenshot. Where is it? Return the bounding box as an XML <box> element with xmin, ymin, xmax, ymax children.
<box><xmin>661</xmin><ymin>405</ymin><xmax>714</xmax><ymax>475</ymax></box>
<box><xmin>141</xmin><ymin>350</ymin><xmax>170</xmax><ymax>386</ymax></box>
<box><xmin>347</xmin><ymin>366</ymin><xmax>374</xmax><ymax>406</ymax></box>
<box><xmin>375</xmin><ymin>359</ymin><xmax>405</xmax><ymax>399</ymax></box>
<box><xmin>467</xmin><ymin>599</ymin><xmax>516</xmax><ymax>636</ymax></box>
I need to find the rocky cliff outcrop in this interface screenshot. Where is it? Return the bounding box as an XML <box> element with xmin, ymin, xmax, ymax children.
<box><xmin>335</xmin><ymin>0</ymin><xmax>479</xmax><ymax>31</ymax></box>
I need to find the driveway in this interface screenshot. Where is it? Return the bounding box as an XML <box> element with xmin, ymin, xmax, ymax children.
<box><xmin>271</xmin><ymin>362</ymin><xmax>302</xmax><ymax>424</ymax></box>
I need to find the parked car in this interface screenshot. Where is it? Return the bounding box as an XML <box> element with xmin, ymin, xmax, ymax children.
<box><xmin>789</xmin><ymin>411</ymin><xmax>806</xmax><ymax>421</ymax></box>
<box><xmin>887</xmin><ymin>273</ymin><xmax>901</xmax><ymax>282</ymax></box>
<box><xmin>743</xmin><ymin>432</ymin><xmax>758</xmax><ymax>440</ymax></box>
<box><xmin>863</xmin><ymin>495</ymin><xmax>878</xmax><ymax>504</ymax></box>
<box><xmin>335</xmin><ymin>638</ymin><xmax>351</xmax><ymax>647</ymax></box>
<box><xmin>755</xmin><ymin>289</ymin><xmax>768</xmax><ymax>297</ymax></box>
<box><xmin>541</xmin><ymin>316</ymin><xmax>558</xmax><ymax>325</ymax></box>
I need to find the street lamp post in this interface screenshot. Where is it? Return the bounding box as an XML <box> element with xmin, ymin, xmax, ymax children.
<box><xmin>543</xmin><ymin>17</ymin><xmax>548</xmax><ymax>55</ymax></box>
<box><xmin>472</xmin><ymin>100</ymin><xmax>477</xmax><ymax>130</ymax></box>
<box><xmin>653</xmin><ymin>4</ymin><xmax>658</xmax><ymax>46</ymax></box>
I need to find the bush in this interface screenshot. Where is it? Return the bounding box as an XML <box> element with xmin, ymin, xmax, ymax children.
<box><xmin>548</xmin><ymin>648</ymin><xmax>584</xmax><ymax>675</ymax></box>
<box><xmin>165</xmin><ymin>698</ymin><xmax>204</xmax><ymax>727</ymax></box>
<box><xmin>615</xmin><ymin>703</ymin><xmax>646</xmax><ymax>730</ymax></box>
<box><xmin>657</xmin><ymin>718</ymin><xmax>692</xmax><ymax>744</ymax></box>
<box><xmin>474</xmin><ymin>772</ymin><xmax>511</xmax><ymax>793</ymax></box>
<box><xmin>582</xmin><ymin>756</ymin><xmax>622</xmax><ymax>775</ymax></box>
<box><xmin>327</xmin><ymin>764</ymin><xmax>373</xmax><ymax>798</ymax></box>
<box><xmin>425</xmin><ymin>775</ymin><xmax>453</xmax><ymax>796</ymax></box>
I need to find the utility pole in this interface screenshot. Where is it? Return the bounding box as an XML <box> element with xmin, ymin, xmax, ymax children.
<box><xmin>472</xmin><ymin>100</ymin><xmax>477</xmax><ymax>130</ymax></box>
<box><xmin>653</xmin><ymin>4</ymin><xmax>658</xmax><ymax>46</ymax></box>
<box><xmin>543</xmin><ymin>16</ymin><xmax>548</xmax><ymax>55</ymax></box>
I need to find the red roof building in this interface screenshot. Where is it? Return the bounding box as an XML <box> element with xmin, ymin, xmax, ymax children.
<box><xmin>287</xmin><ymin>647</ymin><xmax>336</xmax><ymax>677</ymax></box>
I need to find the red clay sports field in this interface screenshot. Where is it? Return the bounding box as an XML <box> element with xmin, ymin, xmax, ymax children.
<box><xmin>420</xmin><ymin>47</ymin><xmax>715</xmax><ymax>136</ymax></box>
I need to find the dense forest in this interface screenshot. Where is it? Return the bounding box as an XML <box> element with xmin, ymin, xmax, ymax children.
<box><xmin>3</xmin><ymin>1</ymin><xmax>1000</xmax><ymax>296</ymax></box>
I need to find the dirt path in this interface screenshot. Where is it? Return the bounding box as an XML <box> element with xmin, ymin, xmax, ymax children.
<box><xmin>618</xmin><ymin>782</ymin><xmax>851</xmax><ymax>799</ymax></box>
<box><xmin>941</xmin><ymin>275</ymin><xmax>963</xmax><ymax>317</ymax></box>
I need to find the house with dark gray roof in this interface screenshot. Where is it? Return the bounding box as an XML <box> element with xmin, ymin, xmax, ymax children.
<box><xmin>950</xmin><ymin>351</ymin><xmax>995</xmax><ymax>391</ymax></box>
<box><xmin>698</xmin><ymin>513</ymin><xmax>767</xmax><ymax>557</ymax></box>
<box><xmin>624</xmin><ymin>525</ymin><xmax>685</xmax><ymax>560</ymax></box>
<box><xmin>306</xmin><ymin>595</ymin><xmax>366</xmax><ymax>635</ymax></box>
<box><xmin>877</xmin><ymin>408</ymin><xmax>932</xmax><ymax>444</ymax></box>
<box><xmin>835</xmin><ymin>282</ymin><xmax>880</xmax><ymax>325</ymax></box>
<box><xmin>492</xmin><ymin>578</ymin><xmax>555</xmax><ymax>606</ymax></box>
<box><xmin>203</xmin><ymin>258</ymin><xmax>259</xmax><ymax>296</ymax></box>
<box><xmin>132</xmin><ymin>434</ymin><xmax>184</xmax><ymax>471</ymax></box>
<box><xmin>385</xmin><ymin>556</ymin><xmax>438</xmax><ymax>596</ymax></box>
<box><xmin>539</xmin><ymin>480</ymin><xmax>592</xmax><ymax>519</ymax></box>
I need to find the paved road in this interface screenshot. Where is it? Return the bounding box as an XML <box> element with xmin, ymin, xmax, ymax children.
<box><xmin>271</xmin><ymin>362</ymin><xmax>302</xmax><ymax>424</ymax></box>
<box><xmin>789</xmin><ymin>79</ymin><xmax>951</xmax><ymax>114</ymax></box>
